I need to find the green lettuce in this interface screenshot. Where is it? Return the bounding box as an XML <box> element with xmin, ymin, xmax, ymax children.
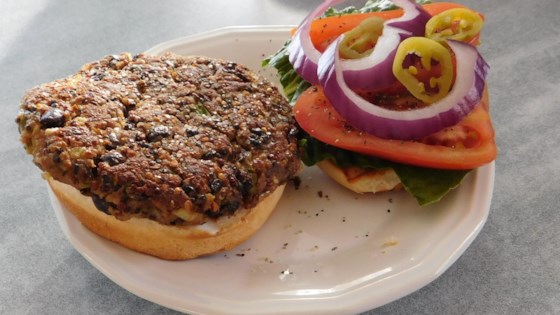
<box><xmin>323</xmin><ymin>0</ymin><xmax>431</xmax><ymax>16</ymax></box>
<box><xmin>261</xmin><ymin>41</ymin><xmax>311</xmax><ymax>105</ymax></box>
<box><xmin>299</xmin><ymin>134</ymin><xmax>470</xmax><ymax>206</ymax></box>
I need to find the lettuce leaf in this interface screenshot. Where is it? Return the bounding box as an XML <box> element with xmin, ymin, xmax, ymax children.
<box><xmin>299</xmin><ymin>133</ymin><xmax>470</xmax><ymax>206</ymax></box>
<box><xmin>261</xmin><ymin>41</ymin><xmax>311</xmax><ymax>105</ymax></box>
<box><xmin>323</xmin><ymin>0</ymin><xmax>431</xmax><ymax>16</ymax></box>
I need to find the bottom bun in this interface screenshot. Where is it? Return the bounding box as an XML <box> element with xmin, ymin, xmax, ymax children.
<box><xmin>48</xmin><ymin>177</ymin><xmax>285</xmax><ymax>260</ymax></box>
<box><xmin>317</xmin><ymin>159</ymin><xmax>401</xmax><ymax>194</ymax></box>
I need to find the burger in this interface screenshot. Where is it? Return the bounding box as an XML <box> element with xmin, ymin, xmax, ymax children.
<box><xmin>16</xmin><ymin>53</ymin><xmax>300</xmax><ymax>260</ymax></box>
<box><xmin>263</xmin><ymin>0</ymin><xmax>497</xmax><ymax>206</ymax></box>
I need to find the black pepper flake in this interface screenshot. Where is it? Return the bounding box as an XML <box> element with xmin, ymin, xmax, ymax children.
<box><xmin>236</xmin><ymin>253</ymin><xmax>245</xmax><ymax>257</ymax></box>
<box><xmin>331</xmin><ymin>247</ymin><xmax>338</xmax><ymax>251</ymax></box>
<box><xmin>342</xmin><ymin>217</ymin><xmax>346</xmax><ymax>223</ymax></box>
<box><xmin>317</xmin><ymin>190</ymin><xmax>323</xmax><ymax>198</ymax></box>
<box><xmin>387</xmin><ymin>209</ymin><xmax>391</xmax><ymax>213</ymax></box>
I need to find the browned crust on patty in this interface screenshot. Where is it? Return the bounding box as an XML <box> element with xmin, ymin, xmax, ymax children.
<box><xmin>17</xmin><ymin>53</ymin><xmax>300</xmax><ymax>226</ymax></box>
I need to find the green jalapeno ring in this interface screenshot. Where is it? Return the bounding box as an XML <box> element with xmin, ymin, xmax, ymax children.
<box><xmin>392</xmin><ymin>37</ymin><xmax>454</xmax><ymax>104</ymax></box>
<box><xmin>339</xmin><ymin>16</ymin><xmax>385</xmax><ymax>59</ymax></box>
<box><xmin>425</xmin><ymin>8</ymin><xmax>484</xmax><ymax>44</ymax></box>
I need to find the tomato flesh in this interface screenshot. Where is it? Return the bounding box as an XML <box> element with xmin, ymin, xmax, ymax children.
<box><xmin>294</xmin><ymin>86</ymin><xmax>497</xmax><ymax>170</ymax></box>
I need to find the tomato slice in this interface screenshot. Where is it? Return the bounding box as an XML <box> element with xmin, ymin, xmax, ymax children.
<box><xmin>294</xmin><ymin>86</ymin><xmax>497</xmax><ymax>170</ymax></box>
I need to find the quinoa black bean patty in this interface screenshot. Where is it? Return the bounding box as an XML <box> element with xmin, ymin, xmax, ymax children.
<box><xmin>16</xmin><ymin>53</ymin><xmax>300</xmax><ymax>226</ymax></box>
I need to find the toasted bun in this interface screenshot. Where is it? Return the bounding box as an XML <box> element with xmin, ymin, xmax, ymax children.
<box><xmin>48</xmin><ymin>177</ymin><xmax>285</xmax><ymax>260</ymax></box>
<box><xmin>317</xmin><ymin>160</ymin><xmax>401</xmax><ymax>194</ymax></box>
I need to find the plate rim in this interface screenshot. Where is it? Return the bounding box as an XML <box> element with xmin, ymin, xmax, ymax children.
<box><xmin>144</xmin><ymin>25</ymin><xmax>295</xmax><ymax>56</ymax></box>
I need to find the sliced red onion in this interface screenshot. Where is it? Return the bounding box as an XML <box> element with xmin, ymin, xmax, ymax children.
<box><xmin>341</xmin><ymin>0</ymin><xmax>431</xmax><ymax>90</ymax></box>
<box><xmin>318</xmin><ymin>38</ymin><xmax>489</xmax><ymax>140</ymax></box>
<box><xmin>339</xmin><ymin>26</ymin><xmax>409</xmax><ymax>90</ymax></box>
<box><xmin>288</xmin><ymin>0</ymin><xmax>345</xmax><ymax>85</ymax></box>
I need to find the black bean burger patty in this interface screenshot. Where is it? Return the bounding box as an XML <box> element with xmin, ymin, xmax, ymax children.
<box><xmin>16</xmin><ymin>53</ymin><xmax>300</xmax><ymax>226</ymax></box>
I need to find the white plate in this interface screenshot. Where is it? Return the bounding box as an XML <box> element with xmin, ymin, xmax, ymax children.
<box><xmin>49</xmin><ymin>26</ymin><xmax>495</xmax><ymax>315</ymax></box>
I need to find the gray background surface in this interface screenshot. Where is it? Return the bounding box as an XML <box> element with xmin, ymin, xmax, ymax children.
<box><xmin>2</xmin><ymin>0</ymin><xmax>559</xmax><ymax>314</ymax></box>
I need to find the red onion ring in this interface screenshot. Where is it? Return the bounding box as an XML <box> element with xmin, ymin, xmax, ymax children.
<box><xmin>318</xmin><ymin>38</ymin><xmax>489</xmax><ymax>140</ymax></box>
<box><xmin>339</xmin><ymin>26</ymin><xmax>409</xmax><ymax>90</ymax></box>
<box><xmin>340</xmin><ymin>0</ymin><xmax>432</xmax><ymax>89</ymax></box>
<box><xmin>385</xmin><ymin>0</ymin><xmax>432</xmax><ymax>35</ymax></box>
<box><xmin>288</xmin><ymin>0</ymin><xmax>344</xmax><ymax>85</ymax></box>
